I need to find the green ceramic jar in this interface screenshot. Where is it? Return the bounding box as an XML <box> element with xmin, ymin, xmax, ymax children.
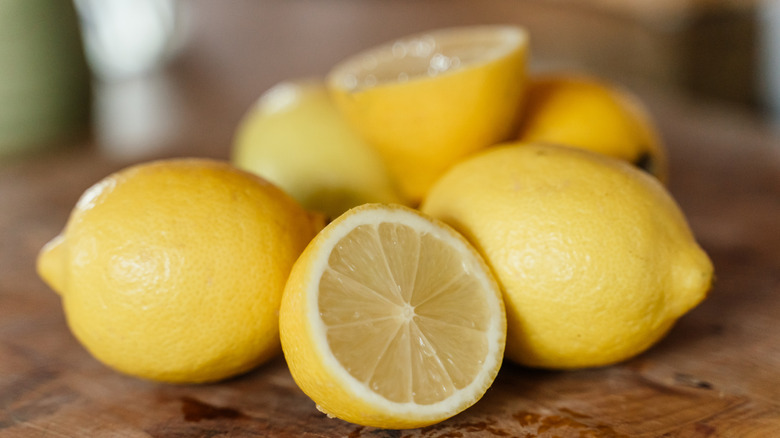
<box><xmin>0</xmin><ymin>0</ymin><xmax>91</xmax><ymax>158</ymax></box>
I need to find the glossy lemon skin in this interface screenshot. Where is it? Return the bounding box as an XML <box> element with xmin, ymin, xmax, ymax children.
<box><xmin>516</xmin><ymin>74</ymin><xmax>669</xmax><ymax>182</ymax></box>
<box><xmin>232</xmin><ymin>79</ymin><xmax>402</xmax><ymax>219</ymax></box>
<box><xmin>37</xmin><ymin>159</ymin><xmax>322</xmax><ymax>383</ymax></box>
<box><xmin>422</xmin><ymin>144</ymin><xmax>712</xmax><ymax>369</ymax></box>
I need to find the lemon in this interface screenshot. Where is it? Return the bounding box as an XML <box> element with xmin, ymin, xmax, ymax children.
<box><xmin>327</xmin><ymin>25</ymin><xmax>529</xmax><ymax>204</ymax></box>
<box><xmin>37</xmin><ymin>159</ymin><xmax>323</xmax><ymax>383</ymax></box>
<box><xmin>516</xmin><ymin>73</ymin><xmax>669</xmax><ymax>182</ymax></box>
<box><xmin>279</xmin><ymin>204</ymin><xmax>506</xmax><ymax>429</ymax></box>
<box><xmin>232</xmin><ymin>79</ymin><xmax>402</xmax><ymax>219</ymax></box>
<box><xmin>421</xmin><ymin>144</ymin><xmax>713</xmax><ymax>369</ymax></box>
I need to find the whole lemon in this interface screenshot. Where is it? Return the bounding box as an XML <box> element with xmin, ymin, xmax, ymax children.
<box><xmin>37</xmin><ymin>159</ymin><xmax>323</xmax><ymax>383</ymax></box>
<box><xmin>232</xmin><ymin>79</ymin><xmax>402</xmax><ymax>219</ymax></box>
<box><xmin>421</xmin><ymin>144</ymin><xmax>713</xmax><ymax>369</ymax></box>
<box><xmin>516</xmin><ymin>73</ymin><xmax>668</xmax><ymax>182</ymax></box>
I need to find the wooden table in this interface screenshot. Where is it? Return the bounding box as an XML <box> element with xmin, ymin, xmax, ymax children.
<box><xmin>2</xmin><ymin>1</ymin><xmax>779</xmax><ymax>436</ymax></box>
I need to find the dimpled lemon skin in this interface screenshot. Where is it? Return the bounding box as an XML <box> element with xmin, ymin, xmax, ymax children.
<box><xmin>516</xmin><ymin>73</ymin><xmax>669</xmax><ymax>182</ymax></box>
<box><xmin>37</xmin><ymin>159</ymin><xmax>322</xmax><ymax>383</ymax></box>
<box><xmin>232</xmin><ymin>79</ymin><xmax>402</xmax><ymax>219</ymax></box>
<box><xmin>421</xmin><ymin>144</ymin><xmax>713</xmax><ymax>369</ymax></box>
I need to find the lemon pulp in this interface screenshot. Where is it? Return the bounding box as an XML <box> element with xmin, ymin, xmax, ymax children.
<box><xmin>321</xmin><ymin>222</ymin><xmax>492</xmax><ymax>404</ymax></box>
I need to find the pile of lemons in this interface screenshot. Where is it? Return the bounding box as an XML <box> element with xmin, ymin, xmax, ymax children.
<box><xmin>38</xmin><ymin>25</ymin><xmax>712</xmax><ymax>430</ymax></box>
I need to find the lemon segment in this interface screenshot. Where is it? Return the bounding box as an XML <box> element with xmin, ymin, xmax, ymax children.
<box><xmin>280</xmin><ymin>204</ymin><xmax>506</xmax><ymax>429</ymax></box>
<box><xmin>421</xmin><ymin>144</ymin><xmax>712</xmax><ymax>369</ymax></box>
<box><xmin>232</xmin><ymin>79</ymin><xmax>402</xmax><ymax>219</ymax></box>
<box><xmin>327</xmin><ymin>25</ymin><xmax>529</xmax><ymax>204</ymax></box>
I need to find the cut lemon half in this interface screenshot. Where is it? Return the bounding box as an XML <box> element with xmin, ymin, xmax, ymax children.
<box><xmin>327</xmin><ymin>25</ymin><xmax>529</xmax><ymax>204</ymax></box>
<box><xmin>279</xmin><ymin>204</ymin><xmax>506</xmax><ymax>429</ymax></box>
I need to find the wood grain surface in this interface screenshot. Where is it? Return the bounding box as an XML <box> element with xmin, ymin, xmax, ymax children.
<box><xmin>2</xmin><ymin>1</ymin><xmax>779</xmax><ymax>436</ymax></box>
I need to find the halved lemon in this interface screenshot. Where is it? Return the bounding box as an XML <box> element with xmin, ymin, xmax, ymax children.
<box><xmin>327</xmin><ymin>25</ymin><xmax>529</xmax><ymax>204</ymax></box>
<box><xmin>279</xmin><ymin>204</ymin><xmax>506</xmax><ymax>429</ymax></box>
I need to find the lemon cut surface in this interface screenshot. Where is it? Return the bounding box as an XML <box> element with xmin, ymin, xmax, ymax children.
<box><xmin>280</xmin><ymin>204</ymin><xmax>506</xmax><ymax>429</ymax></box>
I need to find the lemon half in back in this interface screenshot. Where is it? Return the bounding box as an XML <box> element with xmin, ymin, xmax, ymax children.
<box><xmin>280</xmin><ymin>204</ymin><xmax>506</xmax><ymax>429</ymax></box>
<box><xmin>327</xmin><ymin>25</ymin><xmax>529</xmax><ymax>204</ymax></box>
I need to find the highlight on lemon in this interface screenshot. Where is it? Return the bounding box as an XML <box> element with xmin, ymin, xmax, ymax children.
<box><xmin>279</xmin><ymin>204</ymin><xmax>506</xmax><ymax>429</ymax></box>
<box><xmin>422</xmin><ymin>143</ymin><xmax>712</xmax><ymax>369</ymax></box>
<box><xmin>327</xmin><ymin>25</ymin><xmax>529</xmax><ymax>204</ymax></box>
<box><xmin>37</xmin><ymin>159</ymin><xmax>323</xmax><ymax>383</ymax></box>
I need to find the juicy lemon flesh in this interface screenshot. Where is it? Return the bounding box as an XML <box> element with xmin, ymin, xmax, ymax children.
<box><xmin>320</xmin><ymin>222</ymin><xmax>491</xmax><ymax>405</ymax></box>
<box><xmin>335</xmin><ymin>26</ymin><xmax>525</xmax><ymax>91</ymax></box>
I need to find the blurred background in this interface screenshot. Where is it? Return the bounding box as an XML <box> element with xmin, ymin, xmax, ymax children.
<box><xmin>1</xmin><ymin>0</ymin><xmax>779</xmax><ymax>161</ymax></box>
